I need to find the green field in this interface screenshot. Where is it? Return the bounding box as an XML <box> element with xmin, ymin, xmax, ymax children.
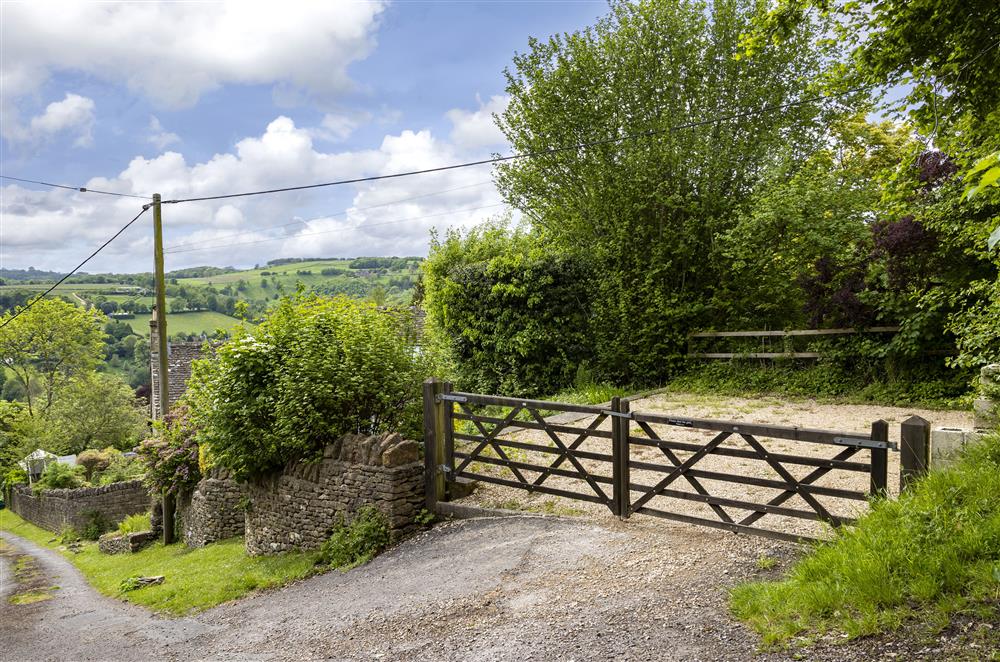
<box><xmin>125</xmin><ymin>310</ymin><xmax>246</xmax><ymax>336</ymax></box>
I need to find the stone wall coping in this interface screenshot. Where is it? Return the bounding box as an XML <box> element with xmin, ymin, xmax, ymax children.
<box><xmin>13</xmin><ymin>479</ymin><xmax>147</xmax><ymax>499</ymax></box>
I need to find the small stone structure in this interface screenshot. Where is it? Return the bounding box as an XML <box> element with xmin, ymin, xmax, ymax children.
<box><xmin>244</xmin><ymin>432</ymin><xmax>423</xmax><ymax>556</ymax></box>
<box><xmin>98</xmin><ymin>530</ymin><xmax>157</xmax><ymax>554</ymax></box>
<box><xmin>149</xmin><ymin>314</ymin><xmax>218</xmax><ymax>419</ymax></box>
<box><xmin>177</xmin><ymin>468</ymin><xmax>246</xmax><ymax>547</ymax></box>
<box><xmin>930</xmin><ymin>364</ymin><xmax>998</xmax><ymax>469</ymax></box>
<box><xmin>9</xmin><ymin>480</ymin><xmax>150</xmax><ymax>533</ymax></box>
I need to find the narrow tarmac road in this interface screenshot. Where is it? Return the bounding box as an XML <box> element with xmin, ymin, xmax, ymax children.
<box><xmin>0</xmin><ymin>516</ymin><xmax>960</xmax><ymax>661</ymax></box>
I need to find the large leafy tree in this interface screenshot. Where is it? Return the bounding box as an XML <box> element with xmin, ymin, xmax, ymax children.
<box><xmin>41</xmin><ymin>373</ymin><xmax>148</xmax><ymax>455</ymax></box>
<box><xmin>496</xmin><ymin>0</ymin><xmax>830</xmax><ymax>381</ymax></box>
<box><xmin>0</xmin><ymin>298</ymin><xmax>105</xmax><ymax>415</ymax></box>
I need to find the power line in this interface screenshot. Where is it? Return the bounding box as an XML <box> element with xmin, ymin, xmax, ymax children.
<box><xmin>0</xmin><ymin>175</ymin><xmax>152</xmax><ymax>200</ymax></box>
<box><xmin>163</xmin><ymin>87</ymin><xmax>864</xmax><ymax>206</ymax></box>
<box><xmin>163</xmin><ymin>180</ymin><xmax>494</xmax><ymax>251</ymax></box>
<box><xmin>164</xmin><ymin>203</ymin><xmax>507</xmax><ymax>255</ymax></box>
<box><xmin>0</xmin><ymin>206</ymin><xmax>151</xmax><ymax>329</ymax></box>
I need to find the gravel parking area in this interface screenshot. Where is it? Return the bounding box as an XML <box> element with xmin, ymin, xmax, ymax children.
<box><xmin>457</xmin><ymin>392</ymin><xmax>972</xmax><ymax>539</ymax></box>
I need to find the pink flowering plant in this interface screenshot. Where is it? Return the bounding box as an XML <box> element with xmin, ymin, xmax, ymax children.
<box><xmin>137</xmin><ymin>403</ymin><xmax>201</xmax><ymax>496</ymax></box>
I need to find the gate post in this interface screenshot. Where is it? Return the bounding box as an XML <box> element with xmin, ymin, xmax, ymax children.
<box><xmin>900</xmin><ymin>415</ymin><xmax>930</xmax><ymax>491</ymax></box>
<box><xmin>422</xmin><ymin>378</ymin><xmax>447</xmax><ymax>510</ymax></box>
<box><xmin>869</xmin><ymin>419</ymin><xmax>889</xmax><ymax>497</ymax></box>
<box><xmin>611</xmin><ymin>397</ymin><xmax>631</xmax><ymax>519</ymax></box>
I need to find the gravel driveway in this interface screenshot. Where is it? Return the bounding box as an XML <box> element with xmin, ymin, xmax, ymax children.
<box><xmin>0</xmin><ymin>514</ymin><xmax>990</xmax><ymax>661</ymax></box>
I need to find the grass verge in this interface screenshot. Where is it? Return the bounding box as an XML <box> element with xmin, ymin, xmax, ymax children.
<box><xmin>0</xmin><ymin>510</ymin><xmax>318</xmax><ymax>615</ymax></box>
<box><xmin>730</xmin><ymin>432</ymin><xmax>1000</xmax><ymax>647</ymax></box>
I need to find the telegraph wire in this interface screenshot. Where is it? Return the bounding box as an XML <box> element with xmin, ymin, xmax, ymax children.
<box><xmin>163</xmin><ymin>180</ymin><xmax>494</xmax><ymax>251</ymax></box>
<box><xmin>162</xmin><ymin>87</ymin><xmax>866</xmax><ymax>205</ymax></box>
<box><xmin>0</xmin><ymin>175</ymin><xmax>152</xmax><ymax>200</ymax></box>
<box><xmin>164</xmin><ymin>203</ymin><xmax>507</xmax><ymax>255</ymax></box>
<box><xmin>0</xmin><ymin>206</ymin><xmax>151</xmax><ymax>329</ymax></box>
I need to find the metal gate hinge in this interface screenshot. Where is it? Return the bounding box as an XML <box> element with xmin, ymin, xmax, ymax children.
<box><xmin>601</xmin><ymin>409</ymin><xmax>633</xmax><ymax>419</ymax></box>
<box><xmin>438</xmin><ymin>464</ymin><xmax>452</xmax><ymax>474</ymax></box>
<box><xmin>437</xmin><ymin>394</ymin><xmax>467</xmax><ymax>403</ymax></box>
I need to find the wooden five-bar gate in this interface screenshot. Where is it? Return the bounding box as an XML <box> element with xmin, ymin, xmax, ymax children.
<box><xmin>423</xmin><ymin>379</ymin><xmax>927</xmax><ymax>543</ymax></box>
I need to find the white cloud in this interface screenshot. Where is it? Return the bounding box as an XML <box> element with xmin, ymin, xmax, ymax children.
<box><xmin>1</xmin><ymin>97</ymin><xmax>513</xmax><ymax>272</ymax></box>
<box><xmin>446</xmin><ymin>94</ymin><xmax>509</xmax><ymax>150</ymax></box>
<box><xmin>5</xmin><ymin>93</ymin><xmax>96</xmax><ymax>147</ymax></box>
<box><xmin>147</xmin><ymin>116</ymin><xmax>180</xmax><ymax>150</ymax></box>
<box><xmin>1</xmin><ymin>2</ymin><xmax>386</xmax><ymax>109</ymax></box>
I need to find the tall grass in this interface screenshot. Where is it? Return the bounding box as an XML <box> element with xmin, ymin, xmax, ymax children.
<box><xmin>730</xmin><ymin>433</ymin><xmax>1000</xmax><ymax>646</ymax></box>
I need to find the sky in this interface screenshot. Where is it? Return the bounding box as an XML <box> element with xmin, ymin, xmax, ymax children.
<box><xmin>0</xmin><ymin>1</ymin><xmax>609</xmax><ymax>273</ymax></box>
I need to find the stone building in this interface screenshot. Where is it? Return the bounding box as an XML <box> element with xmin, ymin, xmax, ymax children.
<box><xmin>148</xmin><ymin>310</ymin><xmax>214</xmax><ymax>419</ymax></box>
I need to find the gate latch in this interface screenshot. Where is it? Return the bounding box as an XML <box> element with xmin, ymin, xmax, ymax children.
<box><xmin>833</xmin><ymin>436</ymin><xmax>898</xmax><ymax>451</ymax></box>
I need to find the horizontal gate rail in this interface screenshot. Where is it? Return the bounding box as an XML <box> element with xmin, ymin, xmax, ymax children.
<box><xmin>456</xmin><ymin>452</ymin><xmax>614</xmax><ymax>486</ymax></box>
<box><xmin>633</xmin><ymin>412</ymin><xmax>897</xmax><ymax>450</ymax></box>
<box><xmin>627</xmin><ymin>482</ymin><xmax>857</xmax><ymax>525</ymax></box>
<box><xmin>627</xmin><ymin>459</ymin><xmax>869</xmax><ymax>501</ymax></box>
<box><xmin>452</xmin><ymin>411</ymin><xmax>614</xmax><ymax>439</ymax></box>
<box><xmin>425</xmin><ymin>378</ymin><xmax>897</xmax><ymax>543</ymax></box>
<box><xmin>458</xmin><ymin>470</ymin><xmax>609</xmax><ymax>505</ymax></box>
<box><xmin>628</xmin><ymin>435</ymin><xmax>871</xmax><ymax>472</ymax></box>
<box><xmin>445</xmin><ymin>391</ymin><xmax>609</xmax><ymax>416</ymax></box>
<box><xmin>634</xmin><ymin>506</ymin><xmax>815</xmax><ymax>544</ymax></box>
<box><xmin>453</xmin><ymin>433</ymin><xmax>615</xmax><ymax>464</ymax></box>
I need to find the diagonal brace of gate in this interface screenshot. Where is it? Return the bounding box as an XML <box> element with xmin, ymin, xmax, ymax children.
<box><xmin>527</xmin><ymin>408</ymin><xmax>612</xmax><ymax>506</ymax></box>
<box><xmin>629</xmin><ymin>430</ymin><xmax>733</xmax><ymax>514</ymax></box>
<box><xmin>454</xmin><ymin>403</ymin><xmax>528</xmax><ymax>484</ymax></box>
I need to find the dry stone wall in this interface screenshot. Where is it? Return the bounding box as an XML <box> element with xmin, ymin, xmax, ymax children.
<box><xmin>9</xmin><ymin>481</ymin><xmax>150</xmax><ymax>533</ymax></box>
<box><xmin>178</xmin><ymin>468</ymin><xmax>246</xmax><ymax>547</ymax></box>
<box><xmin>244</xmin><ymin>432</ymin><xmax>423</xmax><ymax>555</ymax></box>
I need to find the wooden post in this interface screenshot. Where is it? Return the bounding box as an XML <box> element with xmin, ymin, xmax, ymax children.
<box><xmin>422</xmin><ymin>378</ymin><xmax>446</xmax><ymax>510</ymax></box>
<box><xmin>611</xmin><ymin>397</ymin><xmax>631</xmax><ymax>519</ymax></box>
<box><xmin>900</xmin><ymin>415</ymin><xmax>930</xmax><ymax>491</ymax></box>
<box><xmin>151</xmin><ymin>193</ymin><xmax>170</xmax><ymax>421</ymax></box>
<box><xmin>870</xmin><ymin>420</ymin><xmax>889</xmax><ymax>497</ymax></box>
<box><xmin>441</xmin><ymin>381</ymin><xmax>454</xmax><ymax>501</ymax></box>
<box><xmin>162</xmin><ymin>489</ymin><xmax>175</xmax><ymax>545</ymax></box>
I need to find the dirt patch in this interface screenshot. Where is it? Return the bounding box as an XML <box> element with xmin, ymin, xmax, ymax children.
<box><xmin>1</xmin><ymin>538</ymin><xmax>59</xmax><ymax>606</ymax></box>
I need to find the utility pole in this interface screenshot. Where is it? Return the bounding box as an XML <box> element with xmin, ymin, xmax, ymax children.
<box><xmin>151</xmin><ymin>193</ymin><xmax>175</xmax><ymax>544</ymax></box>
<box><xmin>152</xmin><ymin>193</ymin><xmax>170</xmax><ymax>420</ymax></box>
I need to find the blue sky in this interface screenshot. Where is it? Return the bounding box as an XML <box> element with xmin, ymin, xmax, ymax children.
<box><xmin>1</xmin><ymin>1</ymin><xmax>608</xmax><ymax>273</ymax></box>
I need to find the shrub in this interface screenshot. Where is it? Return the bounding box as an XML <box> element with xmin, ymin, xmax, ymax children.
<box><xmin>2</xmin><ymin>467</ymin><xmax>27</xmax><ymax>500</ymax></box>
<box><xmin>317</xmin><ymin>506</ymin><xmax>391</xmax><ymax>570</ymax></box>
<box><xmin>95</xmin><ymin>452</ymin><xmax>144</xmax><ymax>485</ymax></box>
<box><xmin>76</xmin><ymin>449</ymin><xmax>111</xmax><ymax>481</ymax></box>
<box><xmin>137</xmin><ymin>404</ymin><xmax>201</xmax><ymax>496</ymax></box>
<box><xmin>32</xmin><ymin>461</ymin><xmax>85</xmax><ymax>493</ymax></box>
<box><xmin>730</xmin><ymin>432</ymin><xmax>1000</xmax><ymax>645</ymax></box>
<box><xmin>422</xmin><ymin>220</ymin><xmax>596</xmax><ymax>395</ymax></box>
<box><xmin>187</xmin><ymin>295</ymin><xmax>431</xmax><ymax>479</ymax></box>
<box><xmin>79</xmin><ymin>509</ymin><xmax>110</xmax><ymax>540</ymax></box>
<box><xmin>117</xmin><ymin>512</ymin><xmax>152</xmax><ymax>535</ymax></box>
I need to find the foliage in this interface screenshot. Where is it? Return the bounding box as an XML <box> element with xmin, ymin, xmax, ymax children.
<box><xmin>137</xmin><ymin>405</ymin><xmax>201</xmax><ymax>496</ymax></box>
<box><xmin>187</xmin><ymin>295</ymin><xmax>431</xmax><ymax>479</ymax></box>
<box><xmin>2</xmin><ymin>466</ymin><xmax>27</xmax><ymax>501</ymax></box>
<box><xmin>713</xmin><ymin>116</ymin><xmax>913</xmax><ymax>328</ymax></box>
<box><xmin>422</xmin><ymin>220</ymin><xmax>597</xmax><ymax>395</ymax></box>
<box><xmin>0</xmin><ymin>511</ymin><xmax>318</xmax><ymax>615</ymax></box>
<box><xmin>76</xmin><ymin>449</ymin><xmax>112</xmax><ymax>481</ymax></box>
<box><xmin>730</xmin><ymin>432</ymin><xmax>1000</xmax><ymax>645</ymax></box>
<box><xmin>317</xmin><ymin>506</ymin><xmax>391</xmax><ymax>571</ymax></box>
<box><xmin>79</xmin><ymin>509</ymin><xmax>111</xmax><ymax>541</ymax></box>
<box><xmin>670</xmin><ymin>358</ymin><xmax>972</xmax><ymax>409</ymax></box>
<box><xmin>38</xmin><ymin>372</ymin><xmax>148</xmax><ymax>455</ymax></box>
<box><xmin>496</xmin><ymin>0</ymin><xmax>829</xmax><ymax>384</ymax></box>
<box><xmin>117</xmin><ymin>513</ymin><xmax>152</xmax><ymax>535</ymax></box>
<box><xmin>32</xmin><ymin>461</ymin><xmax>85</xmax><ymax>493</ymax></box>
<box><xmin>0</xmin><ymin>298</ymin><xmax>105</xmax><ymax>415</ymax></box>
<box><xmin>95</xmin><ymin>451</ymin><xmax>144</xmax><ymax>485</ymax></box>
